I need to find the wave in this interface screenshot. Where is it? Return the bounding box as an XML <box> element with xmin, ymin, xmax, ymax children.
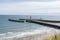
<box><xmin>0</xmin><ymin>27</ymin><xmax>60</xmax><ymax>40</ymax></box>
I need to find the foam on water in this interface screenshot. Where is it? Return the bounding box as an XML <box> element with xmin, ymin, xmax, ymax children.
<box><xmin>0</xmin><ymin>27</ymin><xmax>60</xmax><ymax>40</ymax></box>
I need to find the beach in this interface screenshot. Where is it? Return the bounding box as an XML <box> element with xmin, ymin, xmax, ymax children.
<box><xmin>13</xmin><ymin>30</ymin><xmax>60</xmax><ymax>40</ymax></box>
<box><xmin>0</xmin><ymin>28</ymin><xmax>60</xmax><ymax>40</ymax></box>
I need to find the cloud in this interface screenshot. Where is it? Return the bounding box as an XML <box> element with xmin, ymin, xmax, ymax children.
<box><xmin>0</xmin><ymin>1</ymin><xmax>60</xmax><ymax>15</ymax></box>
<box><xmin>0</xmin><ymin>2</ymin><xmax>33</xmax><ymax>12</ymax></box>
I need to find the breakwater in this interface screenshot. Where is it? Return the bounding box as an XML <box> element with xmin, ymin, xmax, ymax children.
<box><xmin>8</xmin><ymin>19</ymin><xmax>24</xmax><ymax>22</ymax></box>
<box><xmin>8</xmin><ymin>19</ymin><xmax>60</xmax><ymax>29</ymax></box>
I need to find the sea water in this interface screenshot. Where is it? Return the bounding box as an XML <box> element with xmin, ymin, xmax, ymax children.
<box><xmin>0</xmin><ymin>15</ymin><xmax>60</xmax><ymax>40</ymax></box>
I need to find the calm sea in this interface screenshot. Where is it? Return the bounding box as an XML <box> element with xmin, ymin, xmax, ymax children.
<box><xmin>0</xmin><ymin>15</ymin><xmax>60</xmax><ymax>40</ymax></box>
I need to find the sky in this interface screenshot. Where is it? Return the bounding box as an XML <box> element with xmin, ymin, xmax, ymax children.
<box><xmin>0</xmin><ymin>0</ymin><xmax>60</xmax><ymax>15</ymax></box>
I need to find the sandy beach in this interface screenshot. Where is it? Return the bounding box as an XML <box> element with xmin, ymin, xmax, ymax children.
<box><xmin>9</xmin><ymin>30</ymin><xmax>60</xmax><ymax>40</ymax></box>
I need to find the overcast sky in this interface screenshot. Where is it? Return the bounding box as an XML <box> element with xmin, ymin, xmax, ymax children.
<box><xmin>0</xmin><ymin>0</ymin><xmax>60</xmax><ymax>15</ymax></box>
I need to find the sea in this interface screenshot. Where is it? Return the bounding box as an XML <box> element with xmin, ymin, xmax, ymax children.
<box><xmin>0</xmin><ymin>15</ymin><xmax>60</xmax><ymax>40</ymax></box>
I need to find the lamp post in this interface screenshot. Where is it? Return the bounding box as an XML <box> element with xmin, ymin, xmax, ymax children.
<box><xmin>30</xmin><ymin>16</ymin><xmax>31</xmax><ymax>22</ymax></box>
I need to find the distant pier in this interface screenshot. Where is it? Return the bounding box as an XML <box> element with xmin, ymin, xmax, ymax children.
<box><xmin>8</xmin><ymin>19</ymin><xmax>24</xmax><ymax>23</ymax></box>
<box><xmin>8</xmin><ymin>18</ymin><xmax>60</xmax><ymax>29</ymax></box>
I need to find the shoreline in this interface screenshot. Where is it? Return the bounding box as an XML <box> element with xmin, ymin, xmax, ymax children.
<box><xmin>11</xmin><ymin>30</ymin><xmax>60</xmax><ymax>40</ymax></box>
<box><xmin>0</xmin><ymin>28</ymin><xmax>60</xmax><ymax>40</ymax></box>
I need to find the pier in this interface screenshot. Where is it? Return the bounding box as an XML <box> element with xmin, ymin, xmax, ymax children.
<box><xmin>28</xmin><ymin>20</ymin><xmax>60</xmax><ymax>29</ymax></box>
<box><xmin>14</xmin><ymin>18</ymin><xmax>60</xmax><ymax>23</ymax></box>
<box><xmin>8</xmin><ymin>19</ymin><xmax>60</xmax><ymax>29</ymax></box>
<box><xmin>8</xmin><ymin>19</ymin><xmax>24</xmax><ymax>23</ymax></box>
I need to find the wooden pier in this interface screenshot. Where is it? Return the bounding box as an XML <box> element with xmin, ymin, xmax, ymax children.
<box><xmin>8</xmin><ymin>19</ymin><xmax>60</xmax><ymax>29</ymax></box>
